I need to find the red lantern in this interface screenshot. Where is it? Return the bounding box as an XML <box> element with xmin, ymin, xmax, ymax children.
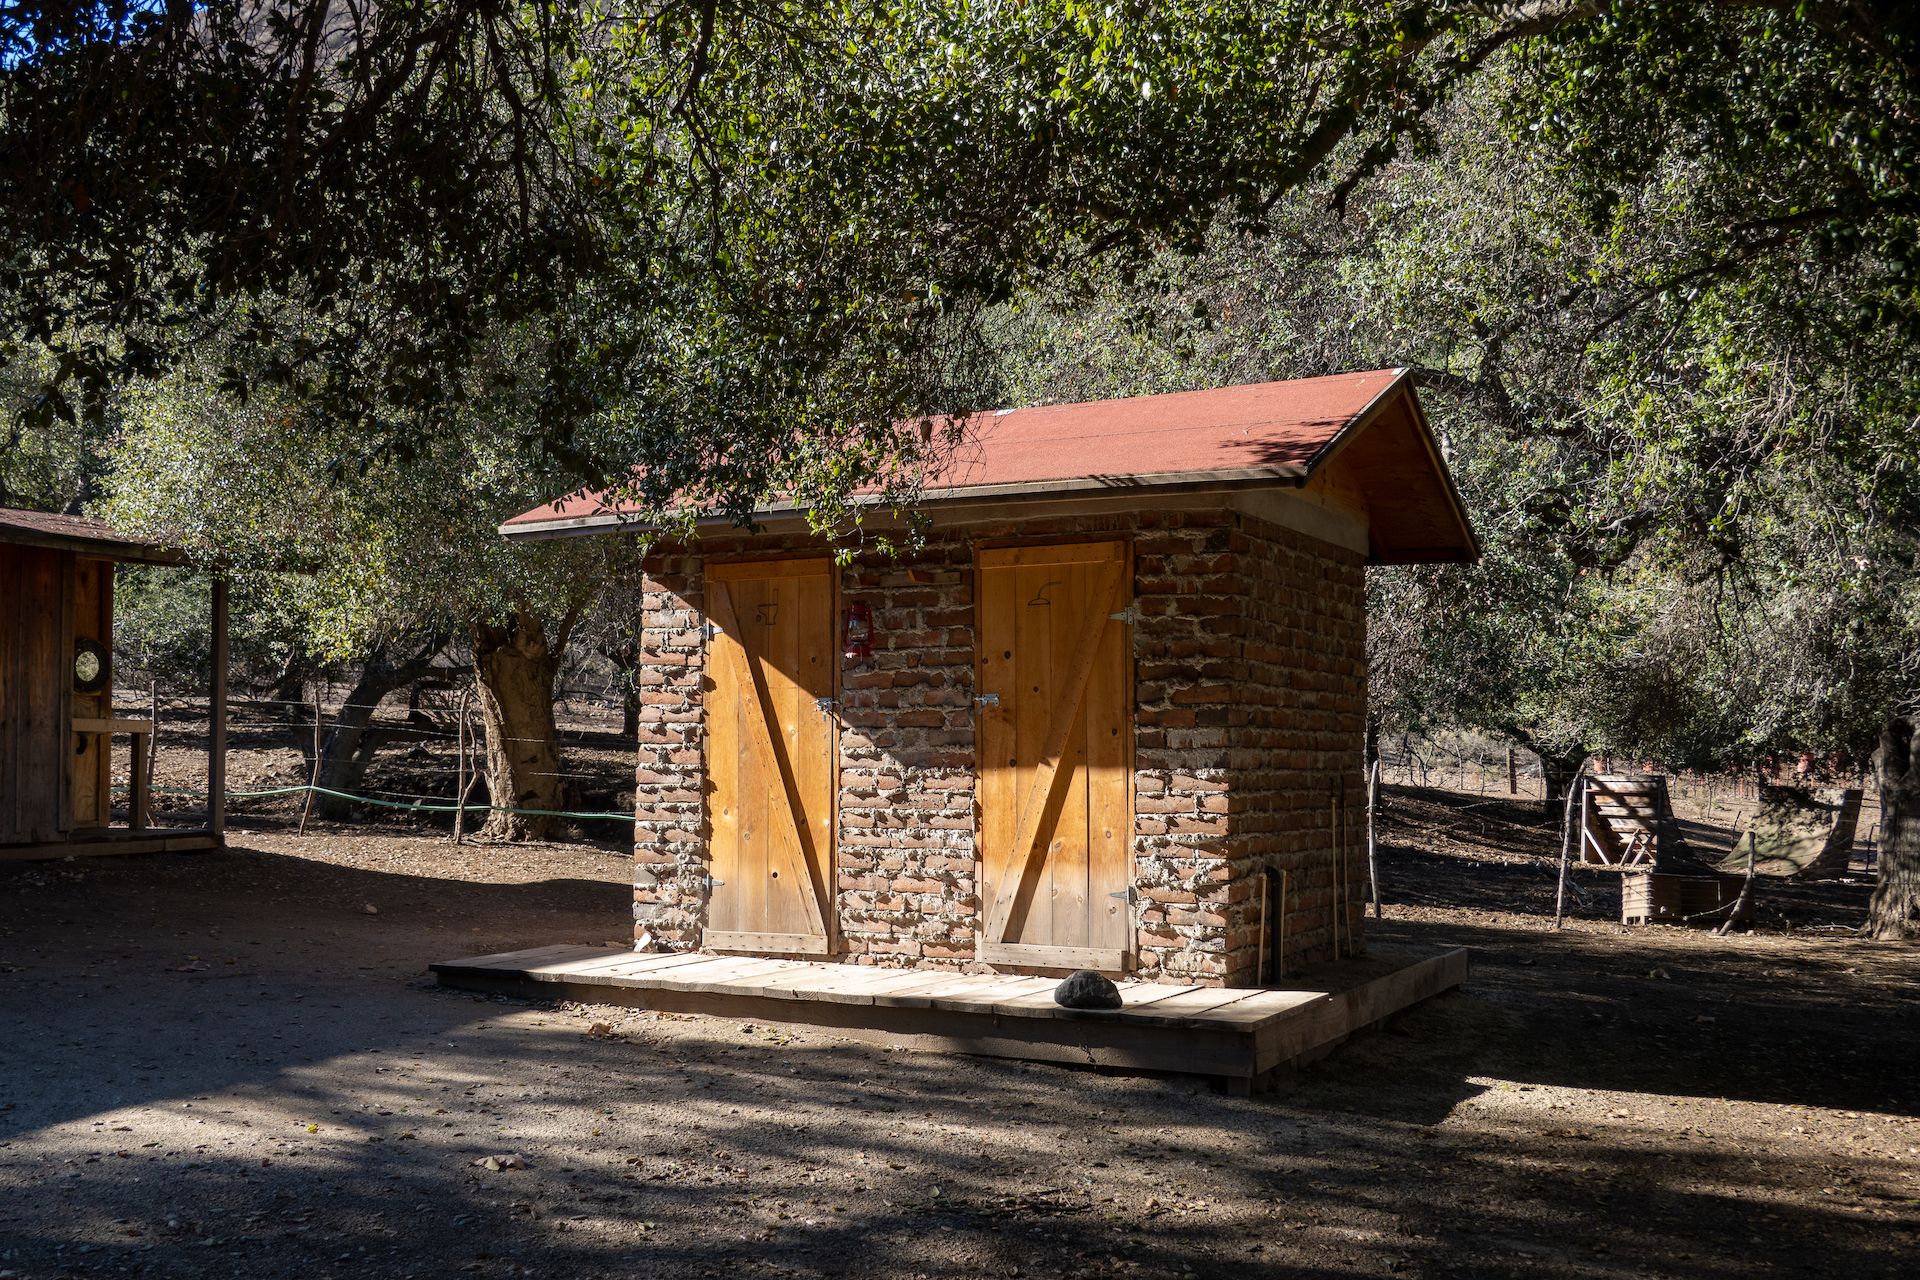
<box><xmin>843</xmin><ymin>601</ymin><xmax>874</xmax><ymax>661</ymax></box>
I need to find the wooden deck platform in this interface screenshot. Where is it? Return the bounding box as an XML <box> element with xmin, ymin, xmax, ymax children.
<box><xmin>432</xmin><ymin>944</ymin><xmax>1469</xmax><ymax>1091</ymax></box>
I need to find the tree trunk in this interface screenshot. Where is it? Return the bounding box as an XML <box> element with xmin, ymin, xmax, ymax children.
<box><xmin>473</xmin><ymin>609</ymin><xmax>567</xmax><ymax>841</ymax></box>
<box><xmin>313</xmin><ymin>634</ymin><xmax>447</xmax><ymax>818</ymax></box>
<box><xmin>1540</xmin><ymin>748</ymin><xmax>1588</xmax><ymax>805</ymax></box>
<box><xmin>268</xmin><ymin>650</ymin><xmax>314</xmax><ymax>717</ymax></box>
<box><xmin>1866</xmin><ymin>717</ymin><xmax>1920</xmax><ymax>940</ymax></box>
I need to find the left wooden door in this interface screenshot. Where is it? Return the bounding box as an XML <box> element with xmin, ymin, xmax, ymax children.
<box><xmin>0</xmin><ymin>545</ymin><xmax>68</xmax><ymax>843</ymax></box>
<box><xmin>705</xmin><ymin>558</ymin><xmax>837</xmax><ymax>955</ymax></box>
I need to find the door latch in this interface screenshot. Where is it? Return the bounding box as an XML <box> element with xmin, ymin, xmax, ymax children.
<box><xmin>815</xmin><ymin>696</ymin><xmax>837</xmax><ymax>716</ymax></box>
<box><xmin>973</xmin><ymin>692</ymin><xmax>1000</xmax><ymax>708</ymax></box>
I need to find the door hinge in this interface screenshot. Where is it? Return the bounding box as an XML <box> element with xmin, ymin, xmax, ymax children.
<box><xmin>705</xmin><ymin>875</ymin><xmax>726</xmax><ymax>892</ymax></box>
<box><xmin>703</xmin><ymin>621</ymin><xmax>718</xmax><ymax>641</ymax></box>
<box><xmin>1108</xmin><ymin>887</ymin><xmax>1136</xmax><ymax>904</ymax></box>
<box><xmin>973</xmin><ymin>692</ymin><xmax>1001</xmax><ymax>708</ymax></box>
<box><xmin>1108</xmin><ymin>605</ymin><xmax>1139</xmax><ymax>625</ymax></box>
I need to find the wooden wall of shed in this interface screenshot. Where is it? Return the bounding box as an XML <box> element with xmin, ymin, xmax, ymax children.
<box><xmin>1</xmin><ymin>544</ymin><xmax>70</xmax><ymax>844</ymax></box>
<box><xmin>70</xmin><ymin>557</ymin><xmax>112</xmax><ymax>829</ymax></box>
<box><xmin>629</xmin><ymin>503</ymin><xmax>1372</xmax><ymax>985</ymax></box>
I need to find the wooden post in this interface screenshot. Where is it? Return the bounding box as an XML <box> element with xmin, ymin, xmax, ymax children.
<box><xmin>148</xmin><ymin>680</ymin><xmax>160</xmax><ymax>778</ymax></box>
<box><xmin>1553</xmin><ymin>761</ymin><xmax>1590</xmax><ymax>929</ymax></box>
<box><xmin>1368</xmin><ymin>757</ymin><xmax>1382</xmax><ymax>920</ymax></box>
<box><xmin>208</xmin><ymin>576</ymin><xmax>228</xmax><ymax>841</ymax></box>
<box><xmin>130</xmin><ymin>732</ymin><xmax>151</xmax><ymax>829</ymax></box>
<box><xmin>1330</xmin><ymin>794</ymin><xmax>1341</xmax><ymax>960</ymax></box>
<box><xmin>1507</xmin><ymin>747</ymin><xmax>1517</xmax><ymax>795</ymax></box>
<box><xmin>1344</xmin><ymin>802</ymin><xmax>1359</xmax><ymax>951</ymax></box>
<box><xmin>452</xmin><ymin>686</ymin><xmax>472</xmax><ymax>845</ymax></box>
<box><xmin>1716</xmin><ymin>842</ymin><xmax>1757</xmax><ymax>937</ymax></box>
<box><xmin>1256</xmin><ymin>868</ymin><xmax>1270</xmax><ymax>987</ymax></box>
<box><xmin>1276</xmin><ymin>870</ymin><xmax>1289</xmax><ymax>981</ymax></box>
<box><xmin>298</xmin><ymin>690</ymin><xmax>322</xmax><ymax>837</ymax></box>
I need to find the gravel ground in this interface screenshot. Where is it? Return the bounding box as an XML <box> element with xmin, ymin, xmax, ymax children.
<box><xmin>2</xmin><ymin>793</ymin><xmax>1917</xmax><ymax>1280</ymax></box>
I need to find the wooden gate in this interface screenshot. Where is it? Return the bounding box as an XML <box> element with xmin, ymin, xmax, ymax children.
<box><xmin>705</xmin><ymin>558</ymin><xmax>837</xmax><ymax>955</ymax></box>
<box><xmin>975</xmin><ymin>542</ymin><xmax>1132</xmax><ymax>971</ymax></box>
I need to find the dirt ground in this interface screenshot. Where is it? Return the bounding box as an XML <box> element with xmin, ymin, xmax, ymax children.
<box><xmin>3</xmin><ymin>790</ymin><xmax>1917</xmax><ymax>1280</ymax></box>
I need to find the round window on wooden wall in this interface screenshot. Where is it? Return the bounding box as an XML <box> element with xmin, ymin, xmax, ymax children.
<box><xmin>73</xmin><ymin>638</ymin><xmax>109</xmax><ymax>694</ymax></box>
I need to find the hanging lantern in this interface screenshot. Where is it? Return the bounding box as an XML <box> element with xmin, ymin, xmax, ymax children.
<box><xmin>843</xmin><ymin>601</ymin><xmax>875</xmax><ymax>661</ymax></box>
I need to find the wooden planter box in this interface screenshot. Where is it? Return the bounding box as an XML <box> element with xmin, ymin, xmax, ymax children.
<box><xmin>1621</xmin><ymin>870</ymin><xmax>1747</xmax><ymax>928</ymax></box>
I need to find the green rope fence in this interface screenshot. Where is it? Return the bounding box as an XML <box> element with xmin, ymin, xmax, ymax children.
<box><xmin>120</xmin><ymin>783</ymin><xmax>635</xmax><ymax>824</ymax></box>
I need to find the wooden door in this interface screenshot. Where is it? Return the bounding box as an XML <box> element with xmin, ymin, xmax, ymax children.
<box><xmin>976</xmin><ymin>541</ymin><xmax>1132</xmax><ymax>971</ymax></box>
<box><xmin>0</xmin><ymin>544</ymin><xmax>69</xmax><ymax>844</ymax></box>
<box><xmin>705</xmin><ymin>558</ymin><xmax>837</xmax><ymax>955</ymax></box>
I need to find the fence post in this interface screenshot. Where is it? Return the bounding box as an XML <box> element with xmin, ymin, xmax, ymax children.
<box><xmin>453</xmin><ymin>686</ymin><xmax>472</xmax><ymax>845</ymax></box>
<box><xmin>298</xmin><ymin>690</ymin><xmax>323</xmax><ymax>836</ymax></box>
<box><xmin>1368</xmin><ymin>756</ymin><xmax>1382</xmax><ymax>919</ymax></box>
<box><xmin>208</xmin><ymin>577</ymin><xmax>229</xmax><ymax>839</ymax></box>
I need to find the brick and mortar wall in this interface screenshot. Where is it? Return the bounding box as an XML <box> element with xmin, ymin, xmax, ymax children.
<box><xmin>630</xmin><ymin>504</ymin><xmax>1368</xmax><ymax>987</ymax></box>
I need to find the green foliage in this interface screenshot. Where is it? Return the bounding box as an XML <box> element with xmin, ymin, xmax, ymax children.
<box><xmin>112</xmin><ymin>565</ymin><xmax>314</xmax><ymax>693</ymax></box>
<box><xmin>100</xmin><ymin>340</ymin><xmax>618</xmax><ymax>662</ymax></box>
<box><xmin>6</xmin><ymin>0</ymin><xmax>1917</xmax><ymax>767</ymax></box>
<box><xmin>21</xmin><ymin>2</ymin><xmax>1906</xmax><ymax>531</ymax></box>
<box><xmin>988</xmin><ymin>49</ymin><xmax>1920</xmax><ymax>768</ymax></box>
<box><xmin>0</xmin><ymin>343</ymin><xmax>113</xmax><ymax>510</ymax></box>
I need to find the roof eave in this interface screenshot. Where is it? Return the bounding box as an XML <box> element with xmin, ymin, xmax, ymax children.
<box><xmin>498</xmin><ymin>463</ymin><xmax>1317</xmax><ymax>543</ymax></box>
<box><xmin>0</xmin><ymin>526</ymin><xmax>189</xmax><ymax>565</ymax></box>
<box><xmin>1300</xmin><ymin>368</ymin><xmax>1481</xmax><ymax>563</ymax></box>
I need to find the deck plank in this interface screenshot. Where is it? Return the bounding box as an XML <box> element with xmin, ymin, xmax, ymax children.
<box><xmin>1116</xmin><ymin>982</ymin><xmax>1203</xmax><ymax>1008</ymax></box>
<box><xmin>435</xmin><ymin>943</ymin><xmax>619</xmax><ymax>974</ymax></box>
<box><xmin>431</xmin><ymin>944</ymin><xmax>1469</xmax><ymax>1083</ymax></box>
<box><xmin>921</xmin><ymin>976</ymin><xmax>1059</xmax><ymax>1013</ymax></box>
<box><xmin>757</xmin><ymin>966</ymin><xmax>942</xmax><ymax>1004</ymax></box>
<box><xmin>565</xmin><ymin>951</ymin><xmax>725</xmax><ymax>983</ymax></box>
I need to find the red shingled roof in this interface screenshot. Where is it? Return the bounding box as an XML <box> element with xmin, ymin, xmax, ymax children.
<box><xmin>501</xmin><ymin>368</ymin><xmax>1477</xmax><ymax>562</ymax></box>
<box><xmin>506</xmin><ymin>369</ymin><xmax>1404</xmax><ymax>526</ymax></box>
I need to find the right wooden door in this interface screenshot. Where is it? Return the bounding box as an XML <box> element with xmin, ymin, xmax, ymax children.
<box><xmin>975</xmin><ymin>541</ymin><xmax>1133</xmax><ymax>972</ymax></box>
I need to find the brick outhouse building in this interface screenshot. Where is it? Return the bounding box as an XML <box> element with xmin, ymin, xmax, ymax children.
<box><xmin>504</xmin><ymin>370</ymin><xmax>1476</xmax><ymax>987</ymax></box>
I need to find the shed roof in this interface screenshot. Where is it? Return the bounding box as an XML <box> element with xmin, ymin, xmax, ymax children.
<box><xmin>0</xmin><ymin>507</ymin><xmax>185</xmax><ymax>565</ymax></box>
<box><xmin>502</xmin><ymin>368</ymin><xmax>1478</xmax><ymax>563</ymax></box>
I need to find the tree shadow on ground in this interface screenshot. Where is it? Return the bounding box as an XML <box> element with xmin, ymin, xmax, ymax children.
<box><xmin>2</xmin><ymin>831</ymin><xmax>1914</xmax><ymax>1279</ymax></box>
<box><xmin>2</xmin><ymin>1004</ymin><xmax>1909</xmax><ymax>1280</ymax></box>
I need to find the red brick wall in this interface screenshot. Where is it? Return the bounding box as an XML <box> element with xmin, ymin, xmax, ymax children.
<box><xmin>629</xmin><ymin>503</ymin><xmax>1369</xmax><ymax>985</ymax></box>
<box><xmin>1216</xmin><ymin>513</ymin><xmax>1369</xmax><ymax>984</ymax></box>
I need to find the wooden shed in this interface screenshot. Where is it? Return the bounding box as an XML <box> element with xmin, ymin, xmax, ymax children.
<box><xmin>0</xmin><ymin>507</ymin><xmax>228</xmax><ymax>860</ymax></box>
<box><xmin>503</xmin><ymin>369</ymin><xmax>1477</xmax><ymax>987</ymax></box>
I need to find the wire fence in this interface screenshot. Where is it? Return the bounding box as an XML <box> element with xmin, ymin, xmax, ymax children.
<box><xmin>105</xmin><ymin>673</ymin><xmax>1889</xmax><ymax>859</ymax></box>
<box><xmin>98</xmin><ymin>675</ymin><xmax>641</xmax><ymax>837</ymax></box>
<box><xmin>1377</xmin><ymin>734</ymin><xmax>1883</xmax><ymax>859</ymax></box>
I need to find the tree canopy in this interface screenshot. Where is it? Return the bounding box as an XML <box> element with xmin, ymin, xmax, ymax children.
<box><xmin>8</xmin><ymin>2</ymin><xmax>1911</xmax><ymax>525</ymax></box>
<box><xmin>5</xmin><ymin>1</ymin><xmax>1919</xmax><ymax>902</ymax></box>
